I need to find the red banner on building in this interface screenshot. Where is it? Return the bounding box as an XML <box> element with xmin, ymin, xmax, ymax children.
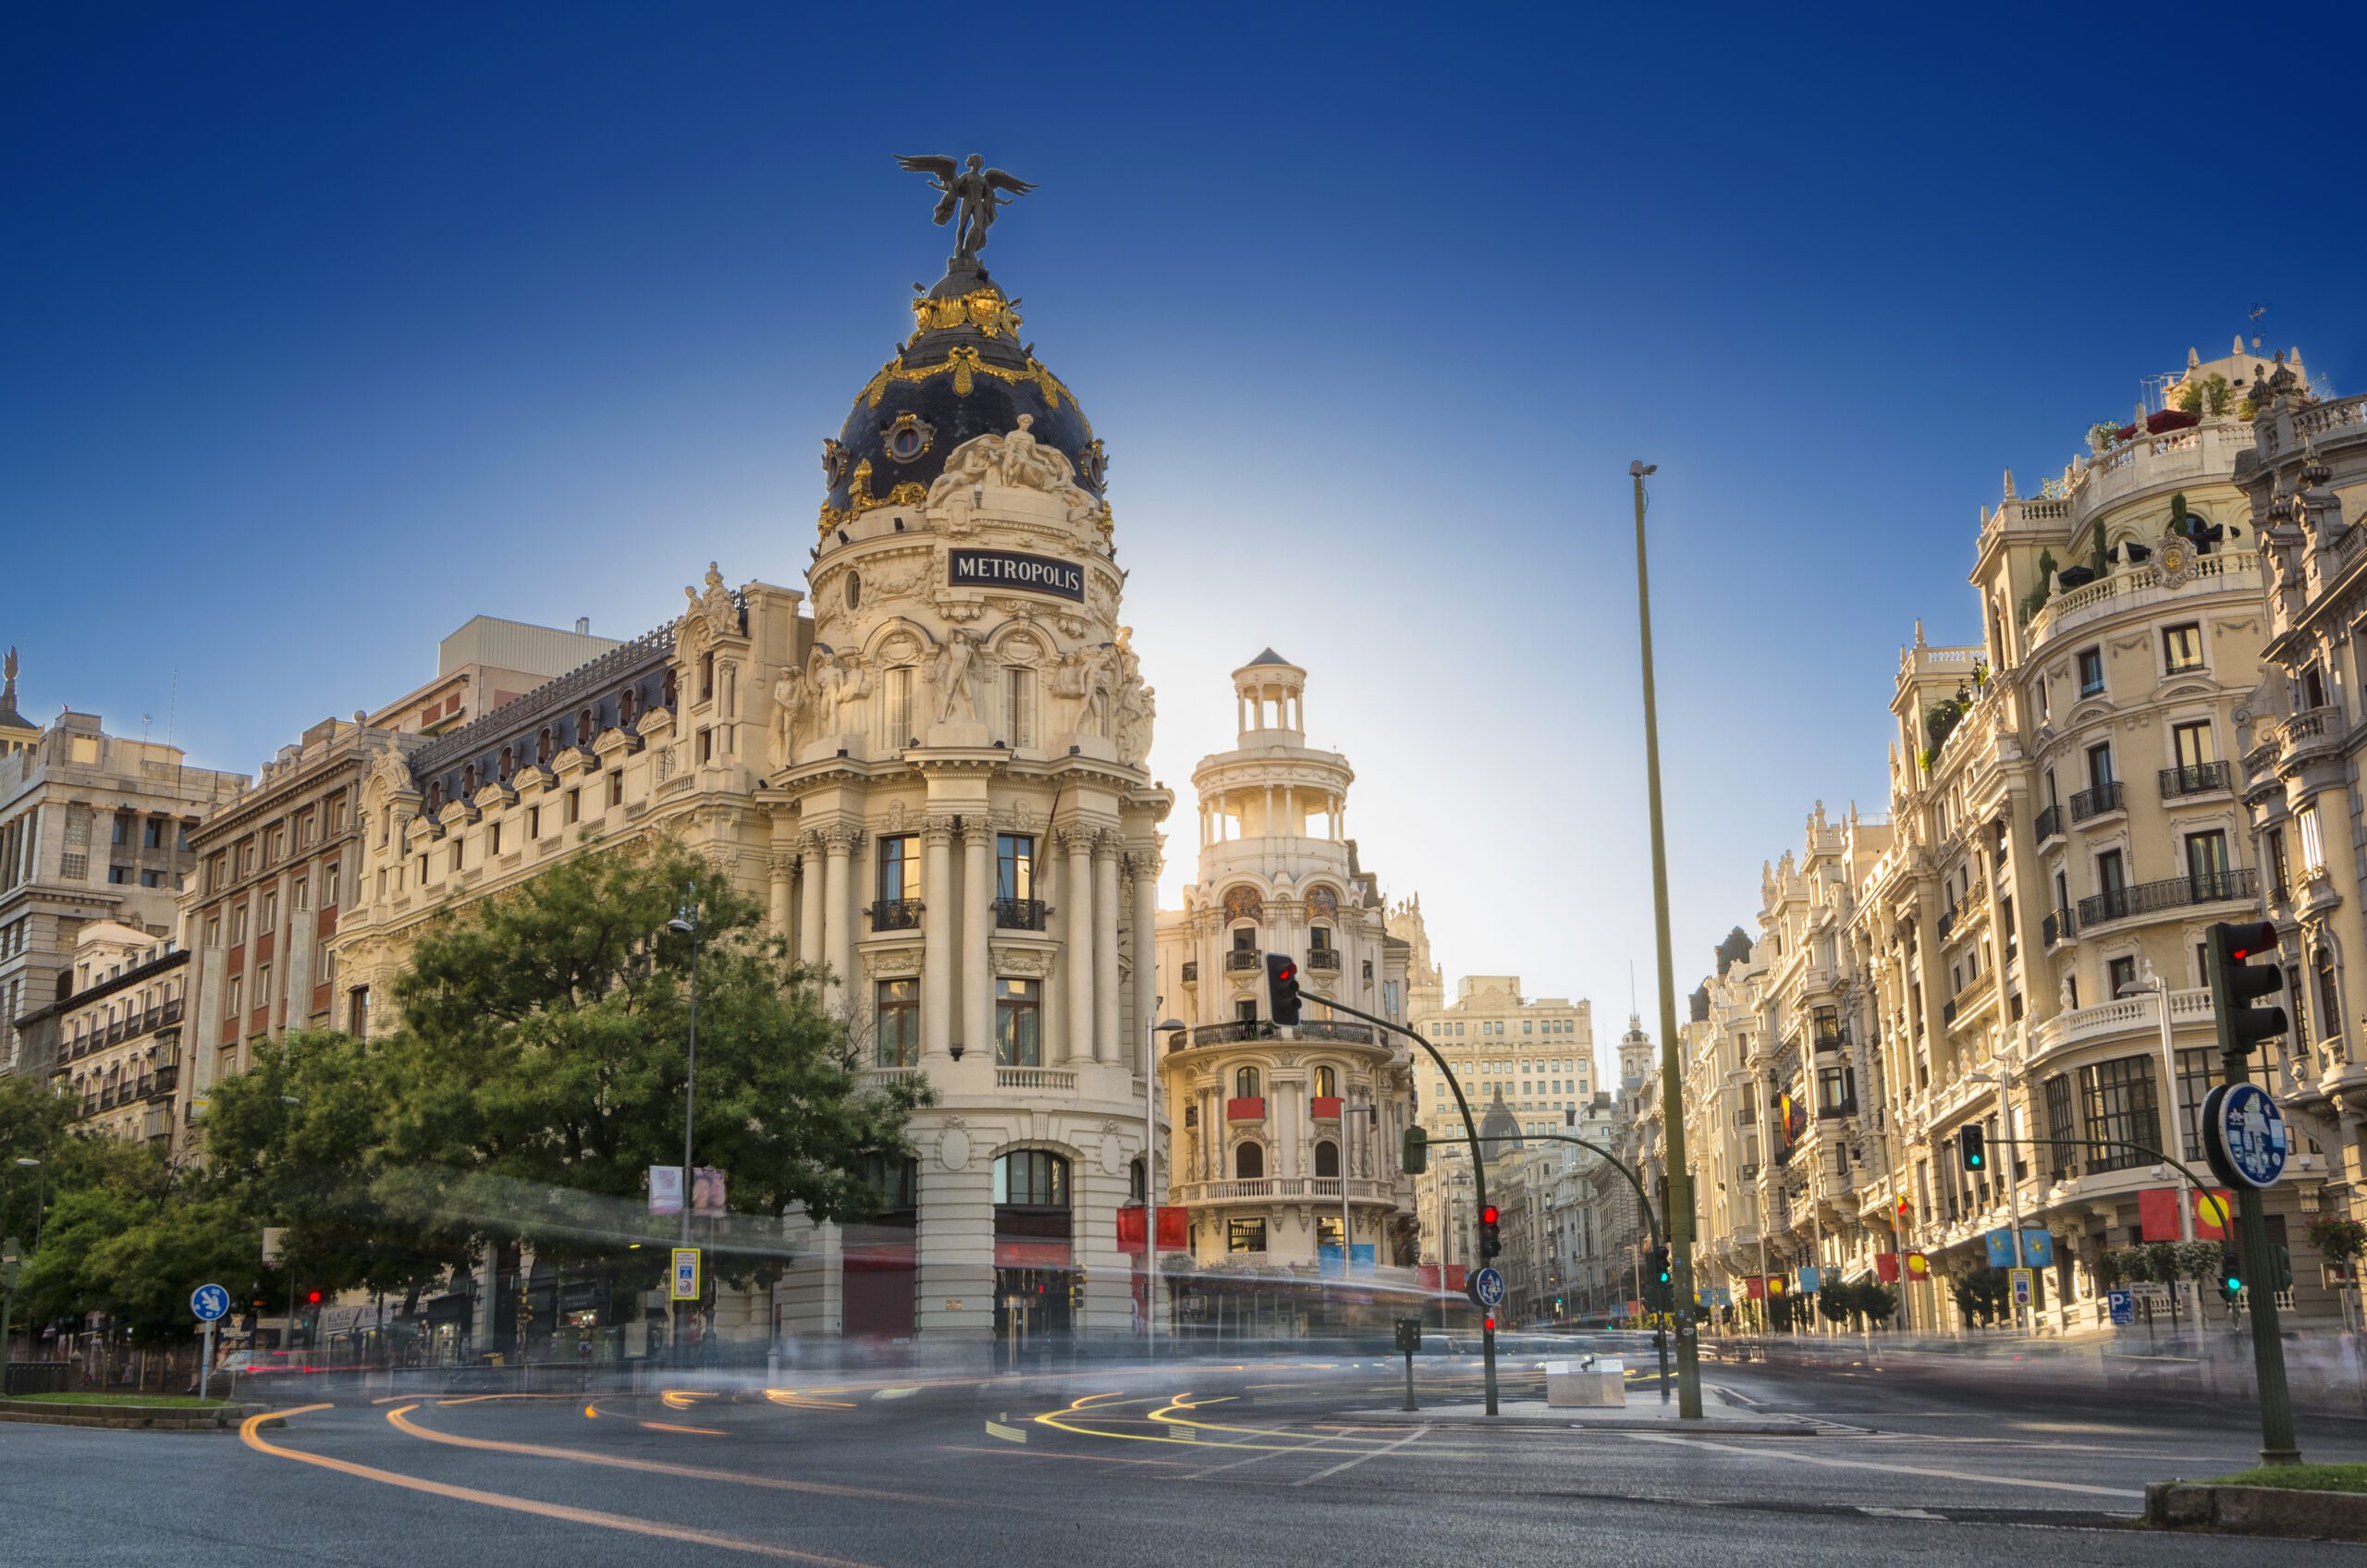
<box><xmin>1744</xmin><ymin>1275</ymin><xmax>1766</xmax><ymax>1301</ymax></box>
<box><xmin>1445</xmin><ymin>1265</ymin><xmax>1467</xmax><ymax>1292</ymax></box>
<box><xmin>1874</xmin><ymin>1252</ymin><xmax>1901</xmax><ymax>1282</ymax></box>
<box><xmin>1116</xmin><ymin>1206</ymin><xmax>1188</xmax><ymax>1251</ymax></box>
<box><xmin>1904</xmin><ymin>1252</ymin><xmax>1929</xmax><ymax>1278</ymax></box>
<box><xmin>2140</xmin><ymin>1186</ymin><xmax>2235</xmax><ymax>1241</ymax></box>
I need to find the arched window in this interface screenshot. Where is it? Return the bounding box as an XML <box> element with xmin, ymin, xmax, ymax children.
<box><xmin>461</xmin><ymin>764</ymin><xmax>477</xmax><ymax>796</ymax></box>
<box><xmin>536</xmin><ymin>728</ymin><xmax>553</xmax><ymax>764</ymax></box>
<box><xmin>1313</xmin><ymin>1065</ymin><xmax>1337</xmax><ymax>1097</ymax></box>
<box><xmin>1313</xmin><ymin>1140</ymin><xmax>1341</xmax><ymax>1179</ymax></box>
<box><xmin>1234</xmin><ymin>1142</ymin><xmax>1265</xmax><ymax>1180</ymax></box>
<box><xmin>577</xmin><ymin>706</ymin><xmax>595</xmax><ymax>745</ymax></box>
<box><xmin>1129</xmin><ymin>1156</ymin><xmax>1147</xmax><ymax>1205</ymax></box>
<box><xmin>1234</xmin><ymin>1066</ymin><xmax>1260</xmax><ymax>1098</ymax></box>
<box><xmin>498</xmin><ymin>746</ymin><xmax>514</xmax><ymax>781</ymax></box>
<box><xmin>619</xmin><ymin>687</ymin><xmax>637</xmax><ymax>728</ymax></box>
<box><xmin>664</xmin><ymin>667</ymin><xmax>680</xmax><ymax>710</ymax></box>
<box><xmin>700</xmin><ymin>651</ymin><xmax>716</xmax><ymax>703</ymax></box>
<box><xmin>993</xmin><ymin>1148</ymin><xmax>1069</xmax><ymax>1207</ymax></box>
<box><xmin>426</xmin><ymin>781</ymin><xmax>443</xmax><ymax>812</ymax></box>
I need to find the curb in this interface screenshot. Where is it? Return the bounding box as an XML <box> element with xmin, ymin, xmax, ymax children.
<box><xmin>0</xmin><ymin>1399</ymin><xmax>263</xmax><ymax>1432</ymax></box>
<box><xmin>2146</xmin><ymin>1481</ymin><xmax>2367</xmax><ymax>1540</ymax></box>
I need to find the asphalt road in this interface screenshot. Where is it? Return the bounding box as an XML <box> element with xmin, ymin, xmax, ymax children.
<box><xmin>6</xmin><ymin>1342</ymin><xmax>2365</xmax><ymax>1566</ymax></box>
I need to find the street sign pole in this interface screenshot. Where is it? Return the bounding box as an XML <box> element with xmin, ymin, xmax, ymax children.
<box><xmin>200</xmin><ymin>1319</ymin><xmax>215</xmax><ymax>1402</ymax></box>
<box><xmin>190</xmin><ymin>1284</ymin><xmax>229</xmax><ymax>1402</ymax></box>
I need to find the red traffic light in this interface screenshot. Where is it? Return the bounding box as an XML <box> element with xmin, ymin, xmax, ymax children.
<box><xmin>306</xmin><ymin>1291</ymin><xmax>322</xmax><ymax>1305</ymax></box>
<box><xmin>1484</xmin><ymin>1315</ymin><xmax>1496</xmax><ymax>1332</ymax></box>
<box><xmin>1481</xmin><ymin>1206</ymin><xmax>1501</xmax><ymax>1226</ymax></box>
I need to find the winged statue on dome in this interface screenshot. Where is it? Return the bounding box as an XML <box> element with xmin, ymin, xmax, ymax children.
<box><xmin>893</xmin><ymin>153</ymin><xmax>1036</xmax><ymax>261</ymax></box>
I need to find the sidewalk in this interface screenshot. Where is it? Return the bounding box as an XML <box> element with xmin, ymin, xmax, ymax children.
<box><xmin>1335</xmin><ymin>1386</ymin><xmax>1823</xmax><ymax>1434</ymax></box>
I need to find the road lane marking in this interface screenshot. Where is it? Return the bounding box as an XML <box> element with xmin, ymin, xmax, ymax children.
<box><xmin>382</xmin><ymin>1403</ymin><xmax>984</xmax><ymax>1508</ymax></box>
<box><xmin>938</xmin><ymin>1444</ymin><xmax>1183</xmax><ymax>1467</ymax></box>
<box><xmin>870</xmin><ymin>1387</ymin><xmax>918</xmax><ymax>1401</ymax></box>
<box><xmin>1294</xmin><ymin>1425</ymin><xmax>1431</xmax><ymax>1485</ymax></box>
<box><xmin>242</xmin><ymin>1406</ymin><xmax>878</xmax><ymax>1566</ymax></box>
<box><xmin>986</xmin><ymin>1421</ymin><xmax>1028</xmax><ymax>1443</ymax></box>
<box><xmin>1623</xmin><ymin>1433</ymin><xmax>2144</xmax><ymax>1499</ymax></box>
<box><xmin>1184</xmin><ymin>1433</ymin><xmax>1333</xmax><ymax>1478</ymax></box>
<box><xmin>640</xmin><ymin>1420</ymin><xmax>728</xmax><ymax>1436</ymax></box>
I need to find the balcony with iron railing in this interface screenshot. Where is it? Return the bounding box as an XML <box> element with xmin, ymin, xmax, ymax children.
<box><xmin>2159</xmin><ymin>761</ymin><xmax>2232</xmax><ymax>800</ymax></box>
<box><xmin>1224</xmin><ymin>949</ymin><xmax>1261</xmax><ymax>973</ymax></box>
<box><xmin>992</xmin><ymin>897</ymin><xmax>1049</xmax><ymax>931</ymax></box>
<box><xmin>2033</xmin><ymin>802</ymin><xmax>2062</xmax><ymax>845</ymax></box>
<box><xmin>1305</xmin><ymin>948</ymin><xmax>1340</xmax><ymax>973</ymax></box>
<box><xmin>1180</xmin><ymin>961</ymin><xmax>1198</xmax><ymax>985</ymax></box>
<box><xmin>2042</xmin><ymin>907</ymin><xmax>2075</xmax><ymax>947</ymax></box>
<box><xmin>866</xmin><ymin>898</ymin><xmax>924</xmax><ymax>931</ymax></box>
<box><xmin>2076</xmin><ymin>866</ymin><xmax>2255</xmax><ymax>928</ymax></box>
<box><xmin>2068</xmin><ymin>781</ymin><xmax>2125</xmax><ymax>823</ymax></box>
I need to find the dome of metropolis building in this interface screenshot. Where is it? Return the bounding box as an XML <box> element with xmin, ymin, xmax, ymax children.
<box><xmin>816</xmin><ymin>256</ymin><xmax>1106</xmax><ymax>536</ymax></box>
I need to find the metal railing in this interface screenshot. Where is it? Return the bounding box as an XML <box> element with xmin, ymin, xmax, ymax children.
<box><xmin>1296</xmin><ymin>1021</ymin><xmax>1376</xmax><ymax>1044</ymax></box>
<box><xmin>1305</xmin><ymin>949</ymin><xmax>1341</xmax><ymax>972</ymax></box>
<box><xmin>2034</xmin><ymin>802</ymin><xmax>2062</xmax><ymax>844</ymax></box>
<box><xmin>2042</xmin><ymin>907</ymin><xmax>2075</xmax><ymax>946</ymax></box>
<box><xmin>991</xmin><ymin>897</ymin><xmax>1049</xmax><ymax>931</ymax></box>
<box><xmin>2076</xmin><ymin>866</ymin><xmax>2255</xmax><ymax>926</ymax></box>
<box><xmin>1224</xmin><ymin>949</ymin><xmax>1261</xmax><ymax>973</ymax></box>
<box><xmin>2159</xmin><ymin>761</ymin><xmax>2231</xmax><ymax>799</ymax></box>
<box><xmin>866</xmin><ymin>898</ymin><xmax>925</xmax><ymax>931</ymax></box>
<box><xmin>1180</xmin><ymin>962</ymin><xmax>1198</xmax><ymax>984</ymax></box>
<box><xmin>2068</xmin><ymin>781</ymin><xmax>2125</xmax><ymax>822</ymax></box>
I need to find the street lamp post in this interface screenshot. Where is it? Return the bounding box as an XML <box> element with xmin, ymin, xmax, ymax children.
<box><xmin>1629</xmin><ymin>460</ymin><xmax>1703</xmax><ymax>1419</ymax></box>
<box><xmin>1149</xmin><ymin>1016</ymin><xmax>1187</xmax><ymax>1355</ymax></box>
<box><xmin>2124</xmin><ymin>963</ymin><xmax>2201</xmax><ymax>1330</ymax></box>
<box><xmin>668</xmin><ymin>888</ymin><xmax>700</xmax><ymax>1369</ymax></box>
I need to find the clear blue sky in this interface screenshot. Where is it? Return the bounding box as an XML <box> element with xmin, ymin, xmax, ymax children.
<box><xmin>7</xmin><ymin>6</ymin><xmax>2360</xmax><ymax>1083</ymax></box>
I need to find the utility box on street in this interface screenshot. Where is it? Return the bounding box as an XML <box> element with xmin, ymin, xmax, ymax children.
<box><xmin>1545</xmin><ymin>1357</ymin><xmax>1625</xmax><ymax>1408</ymax></box>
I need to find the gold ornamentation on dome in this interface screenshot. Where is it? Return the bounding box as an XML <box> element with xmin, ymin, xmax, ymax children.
<box><xmin>816</xmin><ymin>458</ymin><xmax>929</xmax><ymax>538</ymax></box>
<box><xmin>908</xmin><ymin>287</ymin><xmax>1024</xmax><ymax>342</ymax></box>
<box><xmin>854</xmin><ymin>347</ymin><xmax>1080</xmax><ymax>419</ymax></box>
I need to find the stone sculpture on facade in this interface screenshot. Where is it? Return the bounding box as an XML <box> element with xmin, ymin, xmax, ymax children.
<box><xmin>924</xmin><ymin>420</ymin><xmax>1100</xmax><ymax>534</ymax></box>
<box><xmin>767</xmin><ymin>668</ymin><xmax>808</xmax><ymax>771</ymax></box>
<box><xmin>932</xmin><ymin>629</ymin><xmax>986</xmax><ymax>722</ymax></box>
<box><xmin>684</xmin><ymin>562</ymin><xmax>738</xmax><ymax>639</ymax></box>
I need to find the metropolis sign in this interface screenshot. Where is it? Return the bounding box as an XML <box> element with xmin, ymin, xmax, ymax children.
<box><xmin>947</xmin><ymin>548</ymin><xmax>1085</xmax><ymax>603</ymax></box>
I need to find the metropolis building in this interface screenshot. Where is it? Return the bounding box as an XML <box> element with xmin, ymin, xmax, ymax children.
<box><xmin>333</xmin><ymin>203</ymin><xmax>1171</xmax><ymax>1350</ymax></box>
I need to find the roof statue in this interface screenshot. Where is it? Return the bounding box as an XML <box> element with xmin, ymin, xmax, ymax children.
<box><xmin>894</xmin><ymin>153</ymin><xmax>1036</xmax><ymax>262</ymax></box>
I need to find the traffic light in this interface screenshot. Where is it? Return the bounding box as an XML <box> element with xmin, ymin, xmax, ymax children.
<box><xmin>306</xmin><ymin>1290</ymin><xmax>322</xmax><ymax>1305</ymax></box>
<box><xmin>1400</xmin><ymin>1125</ymin><xmax>1429</xmax><ymax>1175</ymax></box>
<box><xmin>1958</xmin><ymin>1124</ymin><xmax>1986</xmax><ymax>1172</ymax></box>
<box><xmin>1484</xmin><ymin>1315</ymin><xmax>1496</xmax><ymax>1333</ymax></box>
<box><xmin>1650</xmin><ymin>1244</ymin><xmax>1672</xmax><ymax>1287</ymax></box>
<box><xmin>2205</xmin><ymin>920</ymin><xmax>2287</xmax><ymax>1057</ymax></box>
<box><xmin>1479</xmin><ymin>1204</ymin><xmax>1502</xmax><ymax>1258</ymax></box>
<box><xmin>1264</xmin><ymin>953</ymin><xmax>1302</xmax><ymax>1027</ymax></box>
<box><xmin>2219</xmin><ymin>1254</ymin><xmax>2244</xmax><ymax>1305</ymax></box>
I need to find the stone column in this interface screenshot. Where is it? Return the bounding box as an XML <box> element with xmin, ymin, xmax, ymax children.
<box><xmin>1094</xmin><ymin>831</ymin><xmax>1121</xmax><ymax>1064</ymax></box>
<box><xmin>767</xmin><ymin>852</ymin><xmax>794</xmax><ymax>937</ymax></box>
<box><xmin>797</xmin><ymin>833</ymin><xmax>824</xmax><ymax>970</ymax></box>
<box><xmin>963</xmin><ymin>822</ymin><xmax>992</xmax><ymax>1059</ymax></box>
<box><xmin>916</xmin><ymin>1135</ymin><xmax>995</xmax><ymax>1342</ymax></box>
<box><xmin>1064</xmin><ymin>827</ymin><xmax>1094</xmax><ymax>1065</ymax></box>
<box><xmin>922</xmin><ymin>816</ymin><xmax>954</xmax><ymax>1059</ymax></box>
<box><xmin>1131</xmin><ymin>847</ymin><xmax>1159</xmax><ymax>1076</ymax></box>
<box><xmin>823</xmin><ymin>827</ymin><xmax>857</xmax><ymax>1001</ymax></box>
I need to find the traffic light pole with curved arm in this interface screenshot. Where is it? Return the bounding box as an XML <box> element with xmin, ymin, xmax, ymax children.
<box><xmin>1302</xmin><ymin>992</ymin><xmax>1501</xmax><ymax>1415</ymax></box>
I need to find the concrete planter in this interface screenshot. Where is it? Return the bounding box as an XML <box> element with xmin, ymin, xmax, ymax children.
<box><xmin>0</xmin><ymin>1398</ymin><xmax>264</xmax><ymax>1432</ymax></box>
<box><xmin>2146</xmin><ymin>1481</ymin><xmax>2367</xmax><ymax>1540</ymax></box>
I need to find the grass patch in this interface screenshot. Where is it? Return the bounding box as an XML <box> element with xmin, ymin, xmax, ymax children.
<box><xmin>13</xmin><ymin>1392</ymin><xmax>236</xmax><ymax>1410</ymax></box>
<box><xmin>2201</xmin><ymin>1463</ymin><xmax>2367</xmax><ymax>1494</ymax></box>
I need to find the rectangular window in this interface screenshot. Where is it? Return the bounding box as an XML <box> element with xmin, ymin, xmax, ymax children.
<box><xmin>2186</xmin><ymin>830</ymin><xmax>2230</xmax><ymax>898</ymax></box>
<box><xmin>292</xmin><ymin>876</ymin><xmax>309</xmax><ymax>912</ymax></box>
<box><xmin>2079</xmin><ymin>1056</ymin><xmax>2158</xmax><ymax>1174</ymax></box>
<box><xmin>142</xmin><ymin>818</ymin><xmax>164</xmax><ymax>849</ymax></box>
<box><xmin>527</xmin><ymin>806</ymin><xmax>541</xmax><ymax>839</ymax></box>
<box><xmin>2163</xmin><ymin>623</ymin><xmax>2203</xmax><ymax>673</ymax></box>
<box><xmin>995</xmin><ymin>834</ymin><xmax>1034</xmax><ymax>900</ymax></box>
<box><xmin>2172</xmin><ymin>720</ymin><xmax>2215</xmax><ymax>770</ymax></box>
<box><xmin>2299</xmin><ymin>805</ymin><xmax>2326</xmax><ymax>874</ymax></box>
<box><xmin>607</xmin><ymin>773</ymin><xmax>623</xmax><ymax>808</ymax></box>
<box><xmin>449</xmin><ymin>842</ymin><xmax>463</xmax><ymax>873</ymax></box>
<box><xmin>2086</xmin><ymin>742</ymin><xmax>2115</xmax><ymax>790</ymax></box>
<box><xmin>111</xmin><ymin>814</ymin><xmax>129</xmax><ymax>846</ymax></box>
<box><xmin>877</xmin><ymin>834</ymin><xmax>916</xmax><ymax>902</ymax></box>
<box><xmin>697</xmin><ymin>728</ymin><xmax>713</xmax><ymax>764</ymax></box>
<box><xmin>2078</xmin><ymin>647</ymin><xmax>2104</xmax><ymax>696</ymax></box>
<box><xmin>874</xmin><ymin>978</ymin><xmax>920</xmax><ymax>1068</ymax></box>
<box><xmin>2107</xmin><ymin>955</ymin><xmax>2138</xmax><ymax>999</ymax></box>
<box><xmin>1228</xmin><ymin>1218</ymin><xmax>1268</xmax><ymax>1254</ymax></box>
<box><xmin>2173</xmin><ymin>1046</ymin><xmax>2215</xmax><ymax>1162</ymax></box>
<box><xmin>566</xmin><ymin>788</ymin><xmax>581</xmax><ymax>824</ymax></box>
<box><xmin>886</xmin><ymin>667</ymin><xmax>914</xmax><ymax>742</ymax></box>
<box><xmin>2096</xmin><ymin>849</ymin><xmax>2126</xmax><ymax>915</ymax></box>
<box><xmin>229</xmin><ymin>905</ymin><xmax>247</xmax><ymax>946</ymax></box>
<box><xmin>995</xmin><ymin>978</ymin><xmax>1042</xmax><ymax>1066</ymax></box>
<box><xmin>261</xmin><ymin>889</ymin><xmax>277</xmax><ymax>930</ymax></box>
<box><xmin>108</xmin><ymin>865</ymin><xmax>129</xmax><ymax>885</ymax></box>
<box><xmin>2268</xmin><ymin>827</ymin><xmax>2290</xmax><ymax>900</ymax></box>
<box><xmin>227</xmin><ymin>975</ymin><xmax>241</xmax><ymax>1017</ymax></box>
<box><xmin>1006</xmin><ymin>668</ymin><xmax>1036</xmax><ymax>749</ymax></box>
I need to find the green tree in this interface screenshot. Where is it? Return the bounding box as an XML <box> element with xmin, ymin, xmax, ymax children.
<box><xmin>377</xmin><ymin>839</ymin><xmax>926</xmax><ymax>1282</ymax></box>
<box><xmin>16</xmin><ymin>1142</ymin><xmax>261</xmax><ymax>1346</ymax></box>
<box><xmin>1951</xmin><ymin>1268</ymin><xmax>2011</xmax><ymax>1327</ymax></box>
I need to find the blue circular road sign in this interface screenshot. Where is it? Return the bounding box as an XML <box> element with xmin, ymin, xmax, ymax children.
<box><xmin>190</xmin><ymin>1283</ymin><xmax>231</xmax><ymax>1323</ymax></box>
<box><xmin>1470</xmin><ymin>1267</ymin><xmax>1506</xmax><ymax>1308</ymax></box>
<box><xmin>2204</xmin><ymin>1083</ymin><xmax>2287</xmax><ymax>1189</ymax></box>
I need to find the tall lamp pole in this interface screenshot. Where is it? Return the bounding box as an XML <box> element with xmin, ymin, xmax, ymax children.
<box><xmin>1149</xmin><ymin>1016</ymin><xmax>1187</xmax><ymax>1354</ymax></box>
<box><xmin>1630</xmin><ymin>461</ymin><xmax>1704</xmax><ymax>1418</ymax></box>
<box><xmin>668</xmin><ymin>888</ymin><xmax>701</xmax><ymax>1369</ymax></box>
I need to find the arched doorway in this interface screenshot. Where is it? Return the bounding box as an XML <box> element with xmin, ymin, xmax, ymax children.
<box><xmin>993</xmin><ymin>1149</ymin><xmax>1073</xmax><ymax>1360</ymax></box>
